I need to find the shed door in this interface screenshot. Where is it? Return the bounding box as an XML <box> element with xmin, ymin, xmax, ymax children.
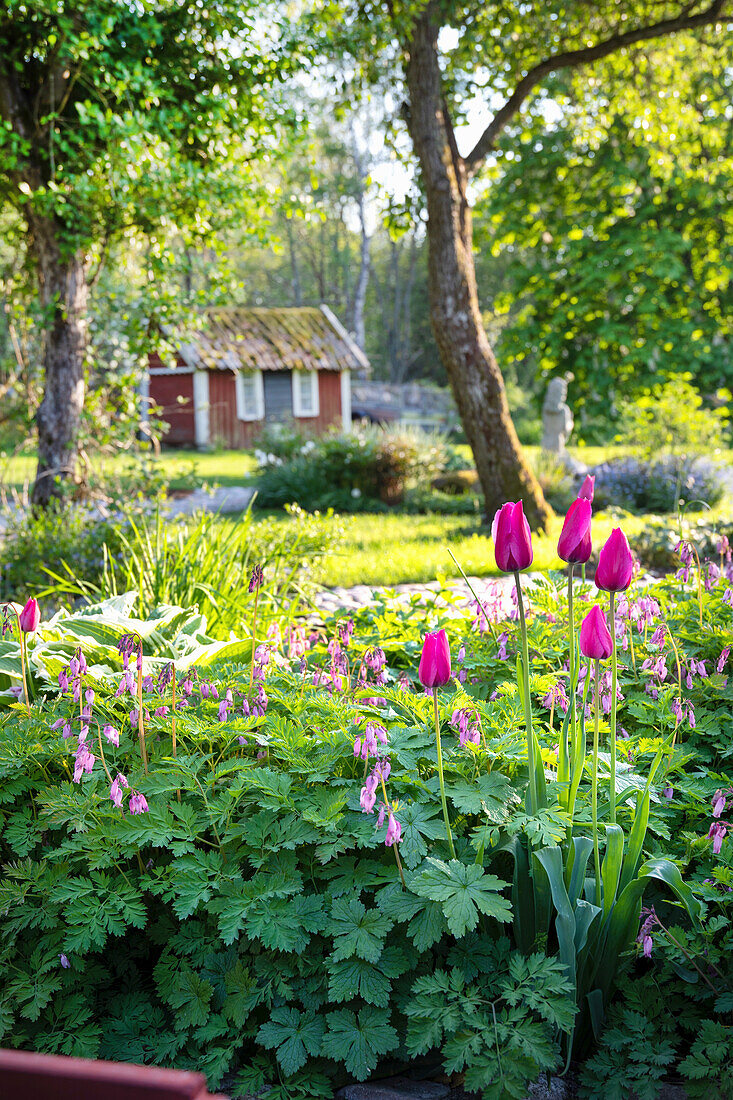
<box><xmin>263</xmin><ymin>371</ymin><xmax>293</xmax><ymax>421</ymax></box>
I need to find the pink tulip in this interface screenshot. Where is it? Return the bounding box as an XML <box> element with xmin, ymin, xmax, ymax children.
<box><xmin>418</xmin><ymin>629</ymin><xmax>452</xmax><ymax>688</ymax></box>
<box><xmin>579</xmin><ymin>605</ymin><xmax>613</xmax><ymax>661</ymax></box>
<box><xmin>595</xmin><ymin>528</ymin><xmax>634</xmax><ymax>592</ymax></box>
<box><xmin>492</xmin><ymin>501</ymin><xmax>533</xmax><ymax>573</ymax></box>
<box><xmin>557</xmin><ymin>498</ymin><xmax>592</xmax><ymax>564</ymax></box>
<box><xmin>19</xmin><ymin>598</ymin><xmax>40</xmax><ymax>633</ymax></box>
<box><xmin>578</xmin><ymin>475</ymin><xmax>595</xmax><ymax>502</ymax></box>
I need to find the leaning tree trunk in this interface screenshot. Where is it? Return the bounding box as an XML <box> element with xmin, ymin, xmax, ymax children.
<box><xmin>404</xmin><ymin>10</ymin><xmax>553</xmax><ymax>532</ymax></box>
<box><xmin>28</xmin><ymin>216</ymin><xmax>87</xmax><ymax>508</ymax></box>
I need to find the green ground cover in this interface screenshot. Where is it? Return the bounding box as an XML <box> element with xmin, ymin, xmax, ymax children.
<box><xmin>308</xmin><ymin>511</ymin><xmax>649</xmax><ymax>588</ymax></box>
<box><xmin>1</xmin><ymin>558</ymin><xmax>731</xmax><ymax>1097</ymax></box>
<box><xmin>3</xmin><ymin>443</ymin><xmax>731</xmax><ymax>592</ymax></box>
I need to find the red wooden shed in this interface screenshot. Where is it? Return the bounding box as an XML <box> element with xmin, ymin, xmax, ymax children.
<box><xmin>145</xmin><ymin>305</ymin><xmax>369</xmax><ymax>449</ymax></box>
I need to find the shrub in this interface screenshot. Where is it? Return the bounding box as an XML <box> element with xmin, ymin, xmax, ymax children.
<box><xmin>402</xmin><ymin>486</ymin><xmax>482</xmax><ymax>516</ymax></box>
<box><xmin>597</xmin><ymin>377</ymin><xmax>729</xmax><ymax>513</ymax></box>
<box><xmin>41</xmin><ymin>505</ymin><xmax>339</xmax><ymax>638</ymax></box>
<box><xmin>255</xmin><ymin>425</ymin><xmax>457</xmax><ymax>512</ymax></box>
<box><xmin>620</xmin><ymin>376</ymin><xmax>728</xmax><ymax>461</ymax></box>
<box><xmin>0</xmin><ymin>505</ymin><xmax>128</xmax><ymax>605</ymax></box>
<box><xmin>2</xmin><ymin>540</ymin><xmax>733</xmax><ymax>1096</ymax></box>
<box><xmin>531</xmin><ymin>451</ymin><xmax>578</xmax><ymax>514</ymax></box>
<box><xmin>592</xmin><ymin>455</ymin><xmax>724</xmax><ymax>514</ymax></box>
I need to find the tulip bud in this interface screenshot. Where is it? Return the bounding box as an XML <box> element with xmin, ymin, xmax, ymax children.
<box><xmin>579</xmin><ymin>605</ymin><xmax>613</xmax><ymax>661</ymax></box>
<box><xmin>418</xmin><ymin>629</ymin><xmax>452</xmax><ymax>688</ymax></box>
<box><xmin>557</xmin><ymin>498</ymin><xmax>592</xmax><ymax>564</ymax></box>
<box><xmin>19</xmin><ymin>598</ymin><xmax>40</xmax><ymax>634</ymax></box>
<box><xmin>492</xmin><ymin>500</ymin><xmax>533</xmax><ymax>573</ymax></box>
<box><xmin>595</xmin><ymin>528</ymin><xmax>634</xmax><ymax>592</ymax></box>
<box><xmin>578</xmin><ymin>474</ymin><xmax>595</xmax><ymax>502</ymax></box>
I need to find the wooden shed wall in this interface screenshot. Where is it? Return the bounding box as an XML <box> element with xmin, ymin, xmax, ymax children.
<box><xmin>208</xmin><ymin>369</ymin><xmax>343</xmax><ymax>448</ymax></box>
<box><xmin>150</xmin><ymin>365</ymin><xmax>344</xmax><ymax>449</ymax></box>
<box><xmin>149</xmin><ymin>372</ymin><xmax>195</xmax><ymax>445</ymax></box>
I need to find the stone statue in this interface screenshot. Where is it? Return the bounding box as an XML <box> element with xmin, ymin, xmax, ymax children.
<box><xmin>541</xmin><ymin>376</ymin><xmax>574</xmax><ymax>455</ymax></box>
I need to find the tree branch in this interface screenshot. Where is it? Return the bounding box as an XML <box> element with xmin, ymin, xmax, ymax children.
<box><xmin>465</xmin><ymin>0</ymin><xmax>728</xmax><ymax>176</ymax></box>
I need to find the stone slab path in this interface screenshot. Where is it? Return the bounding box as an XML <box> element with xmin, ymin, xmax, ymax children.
<box><xmin>311</xmin><ymin>574</ymin><xmax>536</xmax><ymax>617</ymax></box>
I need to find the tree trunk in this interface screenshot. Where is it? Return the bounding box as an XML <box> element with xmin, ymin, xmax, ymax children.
<box><xmin>404</xmin><ymin>9</ymin><xmax>552</xmax><ymax>531</ymax></box>
<box><xmin>28</xmin><ymin>216</ymin><xmax>87</xmax><ymax>507</ymax></box>
<box><xmin>284</xmin><ymin>217</ymin><xmax>303</xmax><ymax>306</ymax></box>
<box><xmin>351</xmin><ymin>188</ymin><xmax>370</xmax><ymax>351</ymax></box>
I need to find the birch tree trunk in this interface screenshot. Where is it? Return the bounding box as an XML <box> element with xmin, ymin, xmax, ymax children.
<box><xmin>351</xmin><ymin>187</ymin><xmax>370</xmax><ymax>351</ymax></box>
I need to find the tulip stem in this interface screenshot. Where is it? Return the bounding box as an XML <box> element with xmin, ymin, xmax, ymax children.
<box><xmin>514</xmin><ymin>571</ymin><xmax>538</xmax><ymax>816</ymax></box>
<box><xmin>608</xmin><ymin>591</ymin><xmax>617</xmax><ymax>824</ymax></box>
<box><xmin>592</xmin><ymin>657</ymin><xmax>601</xmax><ymax>907</ymax></box>
<box><xmin>567</xmin><ymin>565</ymin><xmax>577</xmax><ymax>804</ymax></box>
<box><xmin>433</xmin><ymin>691</ymin><xmax>456</xmax><ymax>860</ymax></box>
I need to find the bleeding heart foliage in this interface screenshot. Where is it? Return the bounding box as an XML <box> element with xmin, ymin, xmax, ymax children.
<box><xmin>0</xmin><ymin>554</ymin><xmax>731</xmax><ymax>1098</ymax></box>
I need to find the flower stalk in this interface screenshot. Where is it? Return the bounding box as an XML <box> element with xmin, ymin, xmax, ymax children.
<box><xmin>592</xmin><ymin>657</ymin><xmax>601</xmax><ymax>907</ymax></box>
<box><xmin>136</xmin><ymin>639</ymin><xmax>149</xmax><ymax>774</ymax></box>
<box><xmin>514</xmin><ymin>571</ymin><xmax>538</xmax><ymax>816</ymax></box>
<box><xmin>171</xmin><ymin>671</ymin><xmax>180</xmax><ymax>803</ymax></box>
<box><xmin>248</xmin><ymin>564</ymin><xmax>264</xmax><ymax>689</ymax></box>
<box><xmin>608</xmin><ymin>591</ymin><xmax>618</xmax><ymax>824</ymax></box>
<box><xmin>433</xmin><ymin>692</ymin><xmax>456</xmax><ymax>860</ymax></box>
<box><xmin>377</xmin><ymin>769</ymin><xmax>406</xmax><ymax>888</ymax></box>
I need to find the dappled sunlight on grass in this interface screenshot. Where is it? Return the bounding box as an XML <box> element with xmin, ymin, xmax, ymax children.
<box><xmin>306</xmin><ymin>508</ymin><xmax>727</xmax><ymax>589</ymax></box>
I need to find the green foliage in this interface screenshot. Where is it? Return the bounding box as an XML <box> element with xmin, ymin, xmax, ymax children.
<box><xmin>403</xmin><ymin>948</ymin><xmax>574</xmax><ymax>1099</ymax></box>
<box><xmin>621</xmin><ymin>378</ymin><xmax>728</xmax><ymax>463</ymax></box>
<box><xmin>680</xmin><ymin>1022</ymin><xmax>733</xmax><ymax>1099</ymax></box>
<box><xmin>0</xmin><ymin>590</ymin><xmax>570</xmax><ymax>1098</ymax></box>
<box><xmin>255</xmin><ymin>425</ymin><xmax>455</xmax><ymax>512</ymax></box>
<box><xmin>2</xmin><ymin>538</ymin><xmax>733</xmax><ymax>1095</ymax></box>
<box><xmin>14</xmin><ymin>505</ymin><xmax>337</xmax><ymax>638</ymax></box>
<box><xmin>0</xmin><ymin>2</ymin><xmax>288</xmax><ymax>251</ymax></box>
<box><xmin>0</xmin><ymin>505</ymin><xmax>128</xmax><ymax>604</ymax></box>
<box><xmin>479</xmin><ymin>38</ymin><xmax>733</xmax><ymax>417</ymax></box>
<box><xmin>411</xmin><ymin>858</ymin><xmax>512</xmax><ymax>936</ymax></box>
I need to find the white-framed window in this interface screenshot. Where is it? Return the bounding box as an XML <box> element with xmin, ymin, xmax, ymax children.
<box><xmin>292</xmin><ymin>370</ymin><xmax>320</xmax><ymax>418</ymax></box>
<box><xmin>235</xmin><ymin>370</ymin><xmax>264</xmax><ymax>421</ymax></box>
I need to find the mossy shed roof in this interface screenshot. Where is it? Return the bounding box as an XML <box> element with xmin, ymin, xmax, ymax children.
<box><xmin>177</xmin><ymin>305</ymin><xmax>370</xmax><ymax>374</ymax></box>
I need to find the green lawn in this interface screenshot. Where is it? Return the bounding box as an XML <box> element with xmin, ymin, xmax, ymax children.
<box><xmin>0</xmin><ymin>442</ymin><xmax>627</xmax><ymax>496</ymax></box>
<box><xmin>308</xmin><ymin>510</ymin><xmax>668</xmax><ymax>588</ymax></box>
<box><xmin>0</xmin><ymin>447</ymin><xmax>259</xmax><ymax>495</ymax></box>
<box><xmin>4</xmin><ymin>443</ymin><xmax>731</xmax><ymax>590</ymax></box>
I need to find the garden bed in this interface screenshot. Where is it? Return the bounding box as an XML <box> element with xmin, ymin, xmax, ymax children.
<box><xmin>0</xmin><ymin>525</ymin><xmax>731</xmax><ymax>1098</ymax></box>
